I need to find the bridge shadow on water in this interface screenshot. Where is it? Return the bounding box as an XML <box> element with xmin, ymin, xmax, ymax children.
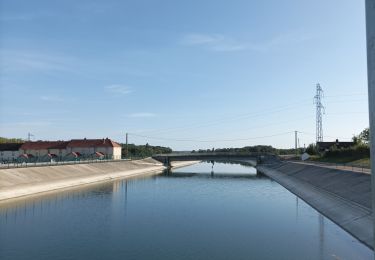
<box><xmin>162</xmin><ymin>170</ymin><xmax>265</xmax><ymax>180</ymax></box>
<box><xmin>163</xmin><ymin>160</ymin><xmax>265</xmax><ymax>180</ymax></box>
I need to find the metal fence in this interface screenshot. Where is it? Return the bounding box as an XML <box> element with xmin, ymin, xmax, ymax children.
<box><xmin>288</xmin><ymin>159</ymin><xmax>371</xmax><ymax>174</ymax></box>
<box><xmin>0</xmin><ymin>156</ymin><xmax>148</xmax><ymax>169</ymax></box>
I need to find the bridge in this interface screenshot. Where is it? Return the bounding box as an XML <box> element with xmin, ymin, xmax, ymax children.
<box><xmin>152</xmin><ymin>152</ymin><xmax>277</xmax><ymax>167</ymax></box>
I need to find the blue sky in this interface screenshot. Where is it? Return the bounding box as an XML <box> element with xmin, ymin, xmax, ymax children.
<box><xmin>0</xmin><ymin>0</ymin><xmax>369</xmax><ymax>150</ymax></box>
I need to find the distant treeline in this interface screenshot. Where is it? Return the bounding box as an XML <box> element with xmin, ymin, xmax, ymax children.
<box><xmin>213</xmin><ymin>145</ymin><xmax>277</xmax><ymax>154</ymax></box>
<box><xmin>0</xmin><ymin>137</ymin><xmax>24</xmax><ymax>143</ymax></box>
<box><xmin>122</xmin><ymin>143</ymin><xmax>172</xmax><ymax>158</ymax></box>
<box><xmin>192</xmin><ymin>145</ymin><xmax>297</xmax><ymax>155</ymax></box>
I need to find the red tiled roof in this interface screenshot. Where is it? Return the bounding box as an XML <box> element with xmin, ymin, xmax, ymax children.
<box><xmin>20</xmin><ymin>141</ymin><xmax>69</xmax><ymax>150</ymax></box>
<box><xmin>67</xmin><ymin>138</ymin><xmax>121</xmax><ymax>148</ymax></box>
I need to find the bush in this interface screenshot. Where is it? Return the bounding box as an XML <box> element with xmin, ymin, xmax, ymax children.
<box><xmin>305</xmin><ymin>143</ymin><xmax>318</xmax><ymax>155</ymax></box>
<box><xmin>324</xmin><ymin>144</ymin><xmax>370</xmax><ymax>159</ymax></box>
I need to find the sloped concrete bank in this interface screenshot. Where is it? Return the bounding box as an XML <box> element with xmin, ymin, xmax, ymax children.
<box><xmin>0</xmin><ymin>158</ymin><xmax>198</xmax><ymax>202</ymax></box>
<box><xmin>257</xmin><ymin>161</ymin><xmax>373</xmax><ymax>249</ymax></box>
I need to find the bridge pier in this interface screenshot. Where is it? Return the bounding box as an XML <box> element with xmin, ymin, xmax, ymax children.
<box><xmin>164</xmin><ymin>157</ymin><xmax>171</xmax><ymax>168</ymax></box>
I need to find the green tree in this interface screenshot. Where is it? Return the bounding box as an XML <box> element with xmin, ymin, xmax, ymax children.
<box><xmin>0</xmin><ymin>137</ymin><xmax>24</xmax><ymax>143</ymax></box>
<box><xmin>359</xmin><ymin>128</ymin><xmax>370</xmax><ymax>144</ymax></box>
<box><xmin>306</xmin><ymin>143</ymin><xmax>317</xmax><ymax>155</ymax></box>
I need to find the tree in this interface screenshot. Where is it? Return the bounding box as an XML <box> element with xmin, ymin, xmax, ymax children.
<box><xmin>359</xmin><ymin>128</ymin><xmax>370</xmax><ymax>144</ymax></box>
<box><xmin>352</xmin><ymin>135</ymin><xmax>360</xmax><ymax>145</ymax></box>
<box><xmin>0</xmin><ymin>137</ymin><xmax>24</xmax><ymax>143</ymax></box>
<box><xmin>121</xmin><ymin>143</ymin><xmax>172</xmax><ymax>158</ymax></box>
<box><xmin>352</xmin><ymin>127</ymin><xmax>370</xmax><ymax>145</ymax></box>
<box><xmin>306</xmin><ymin>143</ymin><xmax>318</xmax><ymax>155</ymax></box>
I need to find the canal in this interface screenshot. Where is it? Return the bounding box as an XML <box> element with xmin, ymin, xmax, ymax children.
<box><xmin>0</xmin><ymin>162</ymin><xmax>372</xmax><ymax>259</ymax></box>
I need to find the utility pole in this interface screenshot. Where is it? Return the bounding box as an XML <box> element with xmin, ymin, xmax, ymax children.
<box><xmin>27</xmin><ymin>133</ymin><xmax>34</xmax><ymax>141</ymax></box>
<box><xmin>125</xmin><ymin>133</ymin><xmax>129</xmax><ymax>158</ymax></box>
<box><xmin>295</xmin><ymin>131</ymin><xmax>298</xmax><ymax>156</ymax></box>
<box><xmin>314</xmin><ymin>83</ymin><xmax>325</xmax><ymax>143</ymax></box>
<box><xmin>365</xmin><ymin>0</ymin><xmax>375</xmax><ymax>250</ymax></box>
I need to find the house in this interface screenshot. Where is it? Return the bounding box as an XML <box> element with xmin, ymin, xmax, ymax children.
<box><xmin>1</xmin><ymin>138</ymin><xmax>122</xmax><ymax>162</ymax></box>
<box><xmin>317</xmin><ymin>139</ymin><xmax>354</xmax><ymax>152</ymax></box>
<box><xmin>20</xmin><ymin>141</ymin><xmax>70</xmax><ymax>161</ymax></box>
<box><xmin>0</xmin><ymin>143</ymin><xmax>23</xmax><ymax>162</ymax></box>
<box><xmin>66</xmin><ymin>138</ymin><xmax>122</xmax><ymax>160</ymax></box>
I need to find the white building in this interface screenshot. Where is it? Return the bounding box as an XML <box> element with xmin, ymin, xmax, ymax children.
<box><xmin>1</xmin><ymin>138</ymin><xmax>122</xmax><ymax>162</ymax></box>
<box><xmin>66</xmin><ymin>138</ymin><xmax>122</xmax><ymax>160</ymax></box>
<box><xmin>20</xmin><ymin>141</ymin><xmax>69</xmax><ymax>161</ymax></box>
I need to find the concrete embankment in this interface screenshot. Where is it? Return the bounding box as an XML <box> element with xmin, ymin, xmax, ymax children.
<box><xmin>257</xmin><ymin>161</ymin><xmax>373</xmax><ymax>249</ymax></box>
<box><xmin>0</xmin><ymin>158</ymin><xmax>198</xmax><ymax>202</ymax></box>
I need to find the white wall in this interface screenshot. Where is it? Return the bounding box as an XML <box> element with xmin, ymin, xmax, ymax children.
<box><xmin>113</xmin><ymin>147</ymin><xmax>122</xmax><ymax>160</ymax></box>
<box><xmin>15</xmin><ymin>146</ymin><xmax>122</xmax><ymax>160</ymax></box>
<box><xmin>49</xmin><ymin>149</ymin><xmax>68</xmax><ymax>158</ymax></box>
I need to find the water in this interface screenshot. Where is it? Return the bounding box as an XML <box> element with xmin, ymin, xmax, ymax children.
<box><xmin>0</xmin><ymin>162</ymin><xmax>372</xmax><ymax>260</ymax></box>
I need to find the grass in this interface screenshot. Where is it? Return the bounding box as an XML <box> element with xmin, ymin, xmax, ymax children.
<box><xmin>347</xmin><ymin>158</ymin><xmax>371</xmax><ymax>168</ymax></box>
<box><xmin>309</xmin><ymin>156</ymin><xmax>370</xmax><ymax>168</ymax></box>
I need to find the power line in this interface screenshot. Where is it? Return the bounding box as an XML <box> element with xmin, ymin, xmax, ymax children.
<box><xmin>132</xmin><ymin>95</ymin><xmax>367</xmax><ymax>137</ymax></box>
<box><xmin>128</xmin><ymin>109</ymin><xmax>365</xmax><ymax>143</ymax></box>
<box><xmin>129</xmin><ymin>131</ymin><xmax>294</xmax><ymax>143</ymax></box>
<box><xmin>324</xmin><ymin>93</ymin><xmax>367</xmax><ymax>98</ymax></box>
<box><xmin>135</xmin><ymin>101</ymin><xmax>313</xmax><ymax>136</ymax></box>
<box><xmin>297</xmin><ymin>131</ymin><xmax>352</xmax><ymax>141</ymax></box>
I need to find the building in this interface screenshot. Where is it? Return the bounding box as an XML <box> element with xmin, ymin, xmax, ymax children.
<box><xmin>66</xmin><ymin>138</ymin><xmax>122</xmax><ymax>160</ymax></box>
<box><xmin>15</xmin><ymin>138</ymin><xmax>122</xmax><ymax>161</ymax></box>
<box><xmin>0</xmin><ymin>143</ymin><xmax>23</xmax><ymax>162</ymax></box>
<box><xmin>20</xmin><ymin>141</ymin><xmax>70</xmax><ymax>161</ymax></box>
<box><xmin>317</xmin><ymin>139</ymin><xmax>354</xmax><ymax>152</ymax></box>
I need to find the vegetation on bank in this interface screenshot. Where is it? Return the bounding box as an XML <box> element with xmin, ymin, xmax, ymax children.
<box><xmin>189</xmin><ymin>128</ymin><xmax>371</xmax><ymax>167</ymax></box>
<box><xmin>193</xmin><ymin>145</ymin><xmax>277</xmax><ymax>154</ymax></box>
<box><xmin>307</xmin><ymin>128</ymin><xmax>370</xmax><ymax>167</ymax></box>
<box><xmin>0</xmin><ymin>137</ymin><xmax>24</xmax><ymax>143</ymax></box>
<box><xmin>191</xmin><ymin>145</ymin><xmax>304</xmax><ymax>155</ymax></box>
<box><xmin>122</xmin><ymin>143</ymin><xmax>172</xmax><ymax>158</ymax></box>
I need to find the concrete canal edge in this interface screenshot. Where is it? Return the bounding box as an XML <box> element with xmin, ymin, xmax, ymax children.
<box><xmin>257</xmin><ymin>161</ymin><xmax>373</xmax><ymax>249</ymax></box>
<box><xmin>0</xmin><ymin>158</ymin><xmax>199</xmax><ymax>202</ymax></box>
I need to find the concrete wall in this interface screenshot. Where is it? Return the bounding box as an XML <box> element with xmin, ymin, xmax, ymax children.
<box><xmin>0</xmin><ymin>158</ymin><xmax>197</xmax><ymax>202</ymax></box>
<box><xmin>257</xmin><ymin>161</ymin><xmax>373</xmax><ymax>249</ymax></box>
<box><xmin>0</xmin><ymin>158</ymin><xmax>165</xmax><ymax>201</ymax></box>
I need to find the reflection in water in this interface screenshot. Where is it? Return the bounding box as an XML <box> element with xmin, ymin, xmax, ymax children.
<box><xmin>165</xmin><ymin>171</ymin><xmax>261</xmax><ymax>179</ymax></box>
<box><xmin>296</xmin><ymin>196</ymin><xmax>299</xmax><ymax>222</ymax></box>
<box><xmin>0</xmin><ymin>162</ymin><xmax>372</xmax><ymax>260</ymax></box>
<box><xmin>319</xmin><ymin>214</ymin><xmax>325</xmax><ymax>260</ymax></box>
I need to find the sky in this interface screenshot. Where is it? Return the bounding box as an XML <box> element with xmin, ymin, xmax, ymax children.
<box><xmin>0</xmin><ymin>0</ymin><xmax>370</xmax><ymax>150</ymax></box>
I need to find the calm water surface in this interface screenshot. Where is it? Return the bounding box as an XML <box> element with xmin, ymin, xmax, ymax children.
<box><xmin>0</xmin><ymin>162</ymin><xmax>373</xmax><ymax>260</ymax></box>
